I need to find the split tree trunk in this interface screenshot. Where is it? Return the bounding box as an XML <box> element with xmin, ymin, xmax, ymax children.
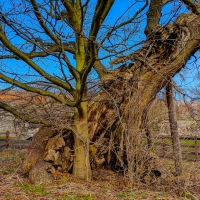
<box><xmin>166</xmin><ymin>79</ymin><xmax>183</xmax><ymax>176</ymax></box>
<box><xmin>88</xmin><ymin>12</ymin><xmax>200</xmax><ymax>177</ymax></box>
<box><xmin>22</xmin><ymin>12</ymin><xmax>200</xmax><ymax>181</ymax></box>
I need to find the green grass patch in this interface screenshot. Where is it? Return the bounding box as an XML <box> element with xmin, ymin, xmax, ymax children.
<box><xmin>180</xmin><ymin>139</ymin><xmax>200</xmax><ymax>146</ymax></box>
<box><xmin>153</xmin><ymin>138</ymin><xmax>199</xmax><ymax>161</ymax></box>
<box><xmin>128</xmin><ymin>193</ymin><xmax>137</xmax><ymax>199</ymax></box>
<box><xmin>0</xmin><ymin>135</ymin><xmax>6</xmax><ymax>139</ymax></box>
<box><xmin>181</xmin><ymin>192</ymin><xmax>198</xmax><ymax>200</ymax></box>
<box><xmin>116</xmin><ymin>193</ymin><xmax>127</xmax><ymax>198</ymax></box>
<box><xmin>2</xmin><ymin>193</ymin><xmax>12</xmax><ymax>199</ymax></box>
<box><xmin>58</xmin><ymin>194</ymin><xmax>96</xmax><ymax>200</ymax></box>
<box><xmin>17</xmin><ymin>184</ymin><xmax>48</xmax><ymax>195</ymax></box>
<box><xmin>154</xmin><ymin>138</ymin><xmax>200</xmax><ymax>146</ymax></box>
<box><xmin>0</xmin><ymin>169</ymin><xmax>14</xmax><ymax>174</ymax></box>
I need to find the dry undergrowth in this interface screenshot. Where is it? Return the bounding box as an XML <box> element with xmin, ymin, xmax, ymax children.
<box><xmin>0</xmin><ymin>149</ymin><xmax>199</xmax><ymax>200</ymax></box>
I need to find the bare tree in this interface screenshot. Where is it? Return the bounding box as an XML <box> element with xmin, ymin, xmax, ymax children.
<box><xmin>166</xmin><ymin>79</ymin><xmax>183</xmax><ymax>176</ymax></box>
<box><xmin>0</xmin><ymin>0</ymin><xmax>115</xmax><ymax>181</ymax></box>
<box><xmin>0</xmin><ymin>0</ymin><xmax>199</xmax><ymax>182</ymax></box>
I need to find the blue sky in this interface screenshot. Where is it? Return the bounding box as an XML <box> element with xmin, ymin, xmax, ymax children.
<box><xmin>0</xmin><ymin>0</ymin><xmax>199</xmax><ymax>100</ymax></box>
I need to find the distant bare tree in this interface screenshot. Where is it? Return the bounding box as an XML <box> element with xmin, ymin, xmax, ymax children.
<box><xmin>166</xmin><ymin>79</ymin><xmax>183</xmax><ymax>175</ymax></box>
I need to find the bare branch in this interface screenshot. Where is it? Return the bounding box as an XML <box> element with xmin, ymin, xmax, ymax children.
<box><xmin>30</xmin><ymin>0</ymin><xmax>61</xmax><ymax>45</ymax></box>
<box><xmin>61</xmin><ymin>0</ymin><xmax>81</xmax><ymax>32</ymax></box>
<box><xmin>93</xmin><ymin>60</ymin><xmax>108</xmax><ymax>78</ymax></box>
<box><xmin>0</xmin><ymin>72</ymin><xmax>78</xmax><ymax>106</ymax></box>
<box><xmin>181</xmin><ymin>0</ymin><xmax>200</xmax><ymax>15</ymax></box>
<box><xmin>145</xmin><ymin>0</ymin><xmax>167</xmax><ymax>36</ymax></box>
<box><xmin>0</xmin><ymin>100</ymin><xmax>72</xmax><ymax>130</ymax></box>
<box><xmin>83</xmin><ymin>0</ymin><xmax>114</xmax><ymax>83</ymax></box>
<box><xmin>0</xmin><ymin>44</ymin><xmax>75</xmax><ymax>60</ymax></box>
<box><xmin>101</xmin><ymin>0</ymin><xmax>148</xmax><ymax>44</ymax></box>
<box><xmin>89</xmin><ymin>0</ymin><xmax>114</xmax><ymax>38</ymax></box>
<box><xmin>0</xmin><ymin>24</ymin><xmax>74</xmax><ymax>93</ymax></box>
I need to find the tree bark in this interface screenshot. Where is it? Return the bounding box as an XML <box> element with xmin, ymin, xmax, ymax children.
<box><xmin>73</xmin><ymin>100</ymin><xmax>91</xmax><ymax>181</ymax></box>
<box><xmin>88</xmin><ymin>12</ymin><xmax>200</xmax><ymax>176</ymax></box>
<box><xmin>166</xmin><ymin>79</ymin><xmax>183</xmax><ymax>176</ymax></box>
<box><xmin>22</xmin><ymin>12</ymin><xmax>200</xmax><ymax>181</ymax></box>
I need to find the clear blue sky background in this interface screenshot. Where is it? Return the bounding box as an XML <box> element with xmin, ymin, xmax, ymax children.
<box><xmin>0</xmin><ymin>0</ymin><xmax>199</xmax><ymax>101</ymax></box>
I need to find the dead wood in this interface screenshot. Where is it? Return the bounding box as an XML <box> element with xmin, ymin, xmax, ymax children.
<box><xmin>22</xmin><ymin>12</ymin><xmax>200</xmax><ymax>181</ymax></box>
<box><xmin>21</xmin><ymin>127</ymin><xmax>58</xmax><ymax>175</ymax></box>
<box><xmin>29</xmin><ymin>161</ymin><xmax>55</xmax><ymax>185</ymax></box>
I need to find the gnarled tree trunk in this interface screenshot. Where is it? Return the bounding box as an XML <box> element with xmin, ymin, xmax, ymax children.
<box><xmin>22</xmin><ymin>12</ymin><xmax>200</xmax><ymax>182</ymax></box>
<box><xmin>88</xmin><ymin>12</ymin><xmax>200</xmax><ymax>175</ymax></box>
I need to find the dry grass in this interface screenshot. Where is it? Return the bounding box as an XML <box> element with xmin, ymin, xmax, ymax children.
<box><xmin>0</xmin><ymin>149</ymin><xmax>199</xmax><ymax>200</ymax></box>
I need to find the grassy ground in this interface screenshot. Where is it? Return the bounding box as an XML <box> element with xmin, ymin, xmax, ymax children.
<box><xmin>154</xmin><ymin>138</ymin><xmax>200</xmax><ymax>146</ymax></box>
<box><xmin>0</xmin><ymin>149</ymin><xmax>199</xmax><ymax>200</ymax></box>
<box><xmin>153</xmin><ymin>138</ymin><xmax>200</xmax><ymax>161</ymax></box>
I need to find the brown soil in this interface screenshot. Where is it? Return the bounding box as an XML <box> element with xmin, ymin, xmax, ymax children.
<box><xmin>0</xmin><ymin>149</ymin><xmax>199</xmax><ymax>200</ymax></box>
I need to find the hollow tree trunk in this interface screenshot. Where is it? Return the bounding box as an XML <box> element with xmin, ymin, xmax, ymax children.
<box><xmin>22</xmin><ymin>12</ymin><xmax>200</xmax><ymax>181</ymax></box>
<box><xmin>88</xmin><ymin>64</ymin><xmax>165</xmax><ymax>176</ymax></box>
<box><xmin>166</xmin><ymin>79</ymin><xmax>183</xmax><ymax>176</ymax></box>
<box><xmin>88</xmin><ymin>12</ymin><xmax>200</xmax><ymax>175</ymax></box>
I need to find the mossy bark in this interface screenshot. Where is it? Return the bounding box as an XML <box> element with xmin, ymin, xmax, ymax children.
<box><xmin>73</xmin><ymin>100</ymin><xmax>91</xmax><ymax>181</ymax></box>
